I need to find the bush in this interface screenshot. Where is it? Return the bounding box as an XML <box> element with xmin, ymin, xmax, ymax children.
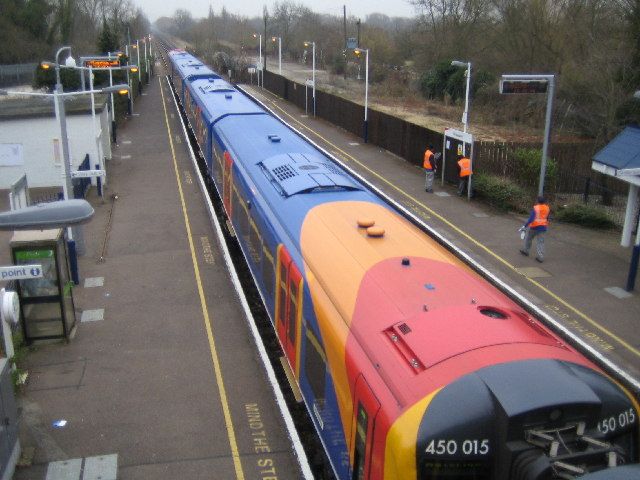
<box><xmin>473</xmin><ymin>173</ymin><xmax>527</xmax><ymax>211</ymax></box>
<box><xmin>513</xmin><ymin>148</ymin><xmax>557</xmax><ymax>190</ymax></box>
<box><xmin>555</xmin><ymin>204</ymin><xmax>616</xmax><ymax>229</ymax></box>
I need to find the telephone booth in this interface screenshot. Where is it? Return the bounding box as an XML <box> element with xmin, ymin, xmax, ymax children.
<box><xmin>10</xmin><ymin>229</ymin><xmax>76</xmax><ymax>343</ymax></box>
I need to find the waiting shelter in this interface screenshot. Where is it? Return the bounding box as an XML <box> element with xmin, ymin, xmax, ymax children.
<box><xmin>592</xmin><ymin>124</ymin><xmax>640</xmax><ymax>290</ymax></box>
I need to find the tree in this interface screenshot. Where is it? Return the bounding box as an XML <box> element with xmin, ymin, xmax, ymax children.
<box><xmin>97</xmin><ymin>17</ymin><xmax>119</xmax><ymax>53</ymax></box>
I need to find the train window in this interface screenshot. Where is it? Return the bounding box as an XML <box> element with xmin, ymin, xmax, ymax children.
<box><xmin>262</xmin><ymin>247</ymin><xmax>275</xmax><ymax>299</ymax></box>
<box><xmin>304</xmin><ymin>324</ymin><xmax>326</xmax><ymax>401</ymax></box>
<box><xmin>212</xmin><ymin>144</ymin><xmax>223</xmax><ymax>185</ymax></box>
<box><xmin>288</xmin><ymin>280</ymin><xmax>298</xmax><ymax>345</ymax></box>
<box><xmin>279</xmin><ymin>263</ymin><xmax>288</xmax><ymax>325</ymax></box>
<box><xmin>232</xmin><ymin>188</ymin><xmax>250</xmax><ymax>239</ymax></box>
<box><xmin>352</xmin><ymin>403</ymin><xmax>368</xmax><ymax>480</ymax></box>
<box><xmin>232</xmin><ymin>188</ymin><xmax>241</xmax><ymax>225</ymax></box>
<box><xmin>248</xmin><ymin>220</ymin><xmax>262</xmax><ymax>265</ymax></box>
<box><xmin>240</xmin><ymin>204</ymin><xmax>250</xmax><ymax>239</ymax></box>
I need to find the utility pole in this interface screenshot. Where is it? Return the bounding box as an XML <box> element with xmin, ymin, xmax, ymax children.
<box><xmin>343</xmin><ymin>5</ymin><xmax>347</xmax><ymax>80</ymax></box>
<box><xmin>357</xmin><ymin>18</ymin><xmax>361</xmax><ymax>46</ymax></box>
<box><xmin>263</xmin><ymin>5</ymin><xmax>268</xmax><ymax>71</ymax></box>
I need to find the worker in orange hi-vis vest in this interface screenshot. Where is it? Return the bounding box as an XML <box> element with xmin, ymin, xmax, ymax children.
<box><xmin>520</xmin><ymin>196</ymin><xmax>550</xmax><ymax>263</ymax></box>
<box><xmin>423</xmin><ymin>144</ymin><xmax>437</xmax><ymax>192</ymax></box>
<box><xmin>457</xmin><ymin>154</ymin><xmax>472</xmax><ymax>196</ymax></box>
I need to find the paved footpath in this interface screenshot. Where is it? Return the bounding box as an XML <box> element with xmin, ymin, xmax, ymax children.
<box><xmin>2</xmin><ymin>69</ymin><xmax>303</xmax><ymax>479</ymax></box>
<box><xmin>244</xmin><ymin>84</ymin><xmax>640</xmax><ymax>388</ymax></box>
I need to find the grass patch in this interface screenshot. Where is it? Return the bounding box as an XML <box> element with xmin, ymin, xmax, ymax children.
<box><xmin>555</xmin><ymin>203</ymin><xmax>616</xmax><ymax>229</ymax></box>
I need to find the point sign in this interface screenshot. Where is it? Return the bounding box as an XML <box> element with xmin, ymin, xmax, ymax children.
<box><xmin>0</xmin><ymin>264</ymin><xmax>43</xmax><ymax>281</ymax></box>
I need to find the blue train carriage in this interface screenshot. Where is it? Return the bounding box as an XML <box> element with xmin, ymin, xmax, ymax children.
<box><xmin>168</xmin><ymin>50</ymin><xmax>218</xmax><ymax>106</ymax></box>
<box><xmin>184</xmin><ymin>76</ymin><xmax>263</xmax><ymax>173</ymax></box>
<box><xmin>186</xmin><ymin>73</ymin><xmax>380</xmax><ymax>477</ymax></box>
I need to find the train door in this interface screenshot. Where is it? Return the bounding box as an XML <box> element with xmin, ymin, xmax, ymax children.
<box><xmin>351</xmin><ymin>375</ymin><xmax>380</xmax><ymax>480</ymax></box>
<box><xmin>223</xmin><ymin>151</ymin><xmax>233</xmax><ymax>215</ymax></box>
<box><xmin>275</xmin><ymin>245</ymin><xmax>302</xmax><ymax>377</ymax></box>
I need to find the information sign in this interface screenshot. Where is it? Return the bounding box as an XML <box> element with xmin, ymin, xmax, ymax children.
<box><xmin>500</xmin><ymin>79</ymin><xmax>549</xmax><ymax>94</ymax></box>
<box><xmin>0</xmin><ymin>265</ymin><xmax>43</xmax><ymax>281</ymax></box>
<box><xmin>70</xmin><ymin>169</ymin><xmax>105</xmax><ymax>179</ymax></box>
<box><xmin>83</xmin><ymin>57</ymin><xmax>120</xmax><ymax>68</ymax></box>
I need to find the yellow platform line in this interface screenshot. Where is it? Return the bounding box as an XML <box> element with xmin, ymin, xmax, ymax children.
<box><xmin>249</xmin><ymin>87</ymin><xmax>640</xmax><ymax>360</ymax></box>
<box><xmin>160</xmin><ymin>77</ymin><xmax>245</xmax><ymax>479</ymax></box>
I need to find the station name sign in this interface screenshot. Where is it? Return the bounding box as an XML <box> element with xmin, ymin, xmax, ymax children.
<box><xmin>500</xmin><ymin>79</ymin><xmax>549</xmax><ymax>94</ymax></box>
<box><xmin>84</xmin><ymin>59</ymin><xmax>120</xmax><ymax>68</ymax></box>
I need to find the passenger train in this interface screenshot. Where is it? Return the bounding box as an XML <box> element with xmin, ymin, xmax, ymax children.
<box><xmin>165</xmin><ymin>46</ymin><xmax>640</xmax><ymax>480</ymax></box>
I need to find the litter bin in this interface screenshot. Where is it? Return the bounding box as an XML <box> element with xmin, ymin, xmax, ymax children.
<box><xmin>10</xmin><ymin>229</ymin><xmax>76</xmax><ymax>343</ymax></box>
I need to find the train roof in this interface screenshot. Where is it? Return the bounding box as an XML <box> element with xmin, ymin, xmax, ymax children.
<box><xmin>213</xmin><ymin>113</ymin><xmax>376</xmax><ymax>249</ymax></box>
<box><xmin>216</xmin><ymin>114</ymin><xmax>362</xmax><ymax>194</ymax></box>
<box><xmin>173</xmin><ymin>58</ymin><xmax>217</xmax><ymax>81</ymax></box>
<box><xmin>190</xmin><ymin>78</ymin><xmax>265</xmax><ymax>124</ymax></box>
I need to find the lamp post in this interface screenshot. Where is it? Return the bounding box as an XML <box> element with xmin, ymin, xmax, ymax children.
<box><xmin>354</xmin><ymin>48</ymin><xmax>369</xmax><ymax>143</ymax></box>
<box><xmin>272</xmin><ymin>37</ymin><xmax>281</xmax><ymax>75</ymax></box>
<box><xmin>451</xmin><ymin>60</ymin><xmax>472</xmax><ymax>134</ymax></box>
<box><xmin>144</xmin><ymin>37</ymin><xmax>149</xmax><ymax>84</ymax></box>
<box><xmin>135</xmin><ymin>40</ymin><xmax>142</xmax><ymax>92</ymax></box>
<box><xmin>253</xmin><ymin>33</ymin><xmax>262</xmax><ymax>87</ymax></box>
<box><xmin>304</xmin><ymin>41</ymin><xmax>316</xmax><ymax>116</ymax></box>
<box><xmin>124</xmin><ymin>45</ymin><xmax>133</xmax><ymax>115</ymax></box>
<box><xmin>54</xmin><ymin>46</ymin><xmax>76</xmax><ymax>90</ymax></box>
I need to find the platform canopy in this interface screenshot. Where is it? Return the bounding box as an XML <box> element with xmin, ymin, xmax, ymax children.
<box><xmin>592</xmin><ymin>124</ymin><xmax>640</xmax><ymax>186</ymax></box>
<box><xmin>592</xmin><ymin>124</ymin><xmax>640</xmax><ymax>248</ymax></box>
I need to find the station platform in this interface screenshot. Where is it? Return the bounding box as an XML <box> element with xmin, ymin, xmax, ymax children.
<box><xmin>243</xmin><ymin>84</ymin><xmax>640</xmax><ymax>389</ymax></box>
<box><xmin>1</xmin><ymin>66</ymin><xmax>304</xmax><ymax>479</ymax></box>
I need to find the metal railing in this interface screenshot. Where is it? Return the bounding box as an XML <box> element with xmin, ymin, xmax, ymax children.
<box><xmin>0</xmin><ymin>63</ymin><xmax>37</xmax><ymax>87</ymax></box>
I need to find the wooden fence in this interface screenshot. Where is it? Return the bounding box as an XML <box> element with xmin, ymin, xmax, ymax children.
<box><xmin>256</xmin><ymin>69</ymin><xmax>627</xmax><ymax>209</ymax></box>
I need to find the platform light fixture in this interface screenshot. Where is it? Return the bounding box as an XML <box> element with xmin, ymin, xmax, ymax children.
<box><xmin>304</xmin><ymin>41</ymin><xmax>316</xmax><ymax>116</ymax></box>
<box><xmin>253</xmin><ymin>33</ymin><xmax>263</xmax><ymax>87</ymax></box>
<box><xmin>271</xmin><ymin>36</ymin><xmax>281</xmax><ymax>75</ymax></box>
<box><xmin>450</xmin><ymin>60</ymin><xmax>472</xmax><ymax>135</ymax></box>
<box><xmin>354</xmin><ymin>48</ymin><xmax>369</xmax><ymax>143</ymax></box>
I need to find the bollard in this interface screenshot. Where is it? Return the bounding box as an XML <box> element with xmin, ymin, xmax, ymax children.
<box><xmin>95</xmin><ymin>163</ymin><xmax>103</xmax><ymax>198</ymax></box>
<box><xmin>67</xmin><ymin>239</ymin><xmax>79</xmax><ymax>285</ymax></box>
<box><xmin>625</xmin><ymin>244</ymin><xmax>640</xmax><ymax>292</ymax></box>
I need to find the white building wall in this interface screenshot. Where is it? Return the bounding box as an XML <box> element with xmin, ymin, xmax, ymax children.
<box><xmin>0</xmin><ymin>112</ymin><xmax>107</xmax><ymax>189</ymax></box>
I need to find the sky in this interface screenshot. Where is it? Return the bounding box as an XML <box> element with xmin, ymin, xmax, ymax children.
<box><xmin>139</xmin><ymin>0</ymin><xmax>418</xmax><ymax>22</ymax></box>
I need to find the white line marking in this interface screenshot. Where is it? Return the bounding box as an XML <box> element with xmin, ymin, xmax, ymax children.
<box><xmin>120</xmin><ymin>155</ymin><xmax>131</xmax><ymax>160</ymax></box>
<box><xmin>167</xmin><ymin>77</ymin><xmax>314</xmax><ymax>479</ymax></box>
<box><xmin>122</xmin><ymin>140</ymin><xmax>132</xmax><ymax>145</ymax></box>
